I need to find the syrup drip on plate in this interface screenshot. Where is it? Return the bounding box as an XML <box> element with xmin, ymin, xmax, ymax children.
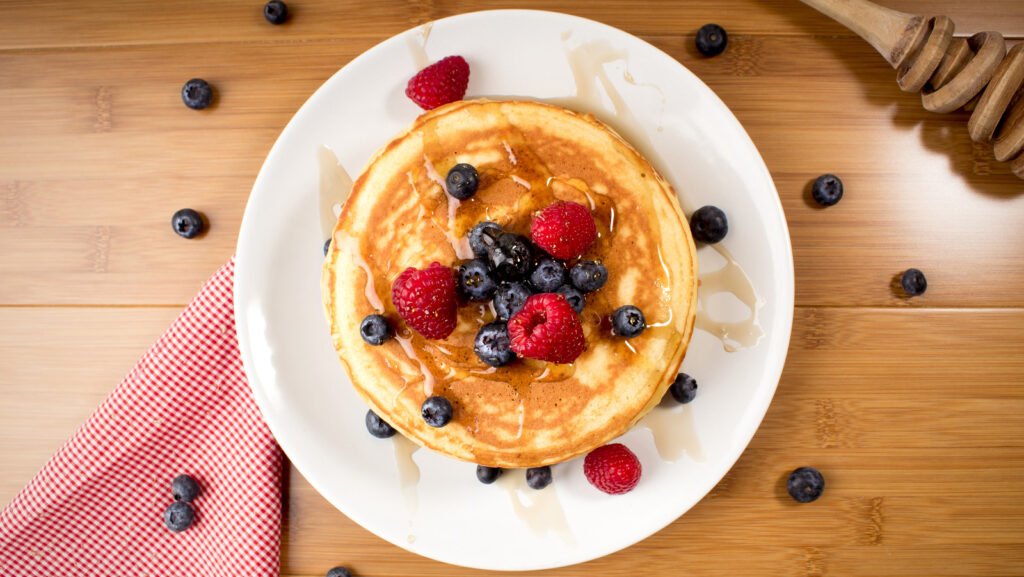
<box><xmin>638</xmin><ymin>403</ymin><xmax>705</xmax><ymax>463</ymax></box>
<box><xmin>392</xmin><ymin>435</ymin><xmax>421</xmax><ymax>541</ymax></box>
<box><xmin>498</xmin><ymin>472</ymin><xmax>575</xmax><ymax>544</ymax></box>
<box><xmin>695</xmin><ymin>244</ymin><xmax>765</xmax><ymax>352</ymax></box>
<box><xmin>318</xmin><ymin>145</ymin><xmax>354</xmax><ymax>243</ymax></box>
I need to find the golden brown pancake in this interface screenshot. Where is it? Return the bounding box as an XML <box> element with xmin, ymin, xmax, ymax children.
<box><xmin>323</xmin><ymin>99</ymin><xmax>696</xmax><ymax>468</ymax></box>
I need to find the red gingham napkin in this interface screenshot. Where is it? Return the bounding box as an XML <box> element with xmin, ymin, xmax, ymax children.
<box><xmin>0</xmin><ymin>259</ymin><xmax>283</xmax><ymax>576</ymax></box>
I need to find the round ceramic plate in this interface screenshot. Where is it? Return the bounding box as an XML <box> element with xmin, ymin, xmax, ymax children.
<box><xmin>236</xmin><ymin>10</ymin><xmax>793</xmax><ymax>571</ymax></box>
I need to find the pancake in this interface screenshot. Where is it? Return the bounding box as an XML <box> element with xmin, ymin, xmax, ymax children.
<box><xmin>323</xmin><ymin>99</ymin><xmax>697</xmax><ymax>468</ymax></box>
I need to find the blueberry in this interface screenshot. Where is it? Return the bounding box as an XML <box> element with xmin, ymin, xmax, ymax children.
<box><xmin>556</xmin><ymin>285</ymin><xmax>585</xmax><ymax>314</ymax></box>
<box><xmin>667</xmin><ymin>373</ymin><xmax>698</xmax><ymax>404</ymax></box>
<box><xmin>487</xmin><ymin>233</ymin><xmax>532</xmax><ymax>281</ymax></box>
<box><xmin>445</xmin><ymin>163</ymin><xmax>480</xmax><ymax>200</ymax></box>
<box><xmin>526</xmin><ymin>466</ymin><xmax>552</xmax><ymax>490</ymax></box>
<box><xmin>612</xmin><ymin>305</ymin><xmax>646</xmax><ymax>338</ymax></box>
<box><xmin>323</xmin><ymin>238</ymin><xmax>331</xmax><ymax>256</ymax></box>
<box><xmin>476</xmin><ymin>465</ymin><xmax>503</xmax><ymax>485</ymax></box>
<box><xmin>569</xmin><ymin>260</ymin><xmax>608</xmax><ymax>293</ymax></box>
<box><xmin>690</xmin><ymin>205</ymin><xmax>728</xmax><ymax>244</ymax></box>
<box><xmin>469</xmin><ymin>221</ymin><xmax>502</xmax><ymax>258</ymax></box>
<box><xmin>172</xmin><ymin>208</ymin><xmax>205</xmax><ymax>239</ymax></box>
<box><xmin>811</xmin><ymin>174</ymin><xmax>844</xmax><ymax>207</ymax></box>
<box><xmin>163</xmin><ymin>501</ymin><xmax>195</xmax><ymax>533</ymax></box>
<box><xmin>695</xmin><ymin>24</ymin><xmax>728</xmax><ymax>57</ymax></box>
<box><xmin>359</xmin><ymin>314</ymin><xmax>392</xmax><ymax>346</ymax></box>
<box><xmin>529</xmin><ymin>258</ymin><xmax>567</xmax><ymax>293</ymax></box>
<box><xmin>171</xmin><ymin>474</ymin><xmax>200</xmax><ymax>502</ymax></box>
<box><xmin>474</xmin><ymin>322</ymin><xmax>516</xmax><ymax>367</ymax></box>
<box><xmin>457</xmin><ymin>259</ymin><xmax>497</xmax><ymax>301</ymax></box>
<box><xmin>365</xmin><ymin>409</ymin><xmax>397</xmax><ymax>439</ymax></box>
<box><xmin>901</xmin><ymin>268</ymin><xmax>927</xmax><ymax>297</ymax></box>
<box><xmin>325</xmin><ymin>568</ymin><xmax>352</xmax><ymax>577</ymax></box>
<box><xmin>421</xmin><ymin>396</ymin><xmax>453</xmax><ymax>428</ymax></box>
<box><xmin>494</xmin><ymin>282</ymin><xmax>531</xmax><ymax>320</ymax></box>
<box><xmin>181</xmin><ymin>78</ymin><xmax>213</xmax><ymax>110</ymax></box>
<box><xmin>263</xmin><ymin>0</ymin><xmax>288</xmax><ymax>24</ymax></box>
<box><xmin>787</xmin><ymin>467</ymin><xmax>825</xmax><ymax>503</ymax></box>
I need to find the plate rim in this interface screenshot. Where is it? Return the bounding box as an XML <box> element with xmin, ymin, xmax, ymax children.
<box><xmin>235</xmin><ymin>8</ymin><xmax>795</xmax><ymax>571</ymax></box>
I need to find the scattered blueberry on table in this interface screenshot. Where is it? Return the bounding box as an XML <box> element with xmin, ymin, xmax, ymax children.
<box><xmin>476</xmin><ymin>465</ymin><xmax>503</xmax><ymax>485</ymax></box>
<box><xmin>612</xmin><ymin>305</ymin><xmax>646</xmax><ymax>338</ymax></box>
<box><xmin>667</xmin><ymin>373</ymin><xmax>698</xmax><ymax>404</ymax></box>
<box><xmin>689</xmin><ymin>205</ymin><xmax>728</xmax><ymax>244</ymax></box>
<box><xmin>787</xmin><ymin>466</ymin><xmax>825</xmax><ymax>503</ymax></box>
<box><xmin>811</xmin><ymin>174</ymin><xmax>844</xmax><ymax>207</ymax></box>
<box><xmin>365</xmin><ymin>409</ymin><xmax>397</xmax><ymax>439</ymax></box>
<box><xmin>163</xmin><ymin>500</ymin><xmax>196</xmax><ymax>532</ymax></box>
<box><xmin>696</xmin><ymin>23</ymin><xmax>729</xmax><ymax>57</ymax></box>
<box><xmin>445</xmin><ymin>163</ymin><xmax>480</xmax><ymax>200</ymax></box>
<box><xmin>172</xmin><ymin>208</ymin><xmax>205</xmax><ymax>239</ymax></box>
<box><xmin>171</xmin><ymin>474</ymin><xmax>200</xmax><ymax>502</ymax></box>
<box><xmin>359</xmin><ymin>314</ymin><xmax>392</xmax><ymax>346</ymax></box>
<box><xmin>263</xmin><ymin>0</ymin><xmax>288</xmax><ymax>24</ymax></box>
<box><xmin>181</xmin><ymin>78</ymin><xmax>213</xmax><ymax>110</ymax></box>
<box><xmin>325</xmin><ymin>567</ymin><xmax>352</xmax><ymax>577</ymax></box>
<box><xmin>526</xmin><ymin>466</ymin><xmax>553</xmax><ymax>490</ymax></box>
<box><xmin>474</xmin><ymin>321</ymin><xmax>516</xmax><ymax>367</ymax></box>
<box><xmin>421</xmin><ymin>396</ymin><xmax>453</xmax><ymax>428</ymax></box>
<box><xmin>901</xmin><ymin>268</ymin><xmax>928</xmax><ymax>297</ymax></box>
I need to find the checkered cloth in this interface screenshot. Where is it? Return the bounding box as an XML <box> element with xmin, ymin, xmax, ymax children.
<box><xmin>0</xmin><ymin>259</ymin><xmax>283</xmax><ymax>576</ymax></box>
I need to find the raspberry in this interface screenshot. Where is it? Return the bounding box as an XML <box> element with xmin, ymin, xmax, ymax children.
<box><xmin>583</xmin><ymin>443</ymin><xmax>642</xmax><ymax>495</ymax></box>
<box><xmin>405</xmin><ymin>55</ymin><xmax>470</xmax><ymax>110</ymax></box>
<box><xmin>530</xmin><ymin>201</ymin><xmax>597</xmax><ymax>260</ymax></box>
<box><xmin>507</xmin><ymin>293</ymin><xmax>585</xmax><ymax>364</ymax></box>
<box><xmin>391</xmin><ymin>262</ymin><xmax>457</xmax><ymax>339</ymax></box>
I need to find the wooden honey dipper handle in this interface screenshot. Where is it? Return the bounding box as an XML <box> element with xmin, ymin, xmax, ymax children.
<box><xmin>799</xmin><ymin>0</ymin><xmax>1024</xmax><ymax>179</ymax></box>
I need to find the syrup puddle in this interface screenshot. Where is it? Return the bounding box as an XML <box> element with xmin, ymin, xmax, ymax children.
<box><xmin>498</xmin><ymin>472</ymin><xmax>575</xmax><ymax>544</ymax></box>
<box><xmin>638</xmin><ymin>403</ymin><xmax>705</xmax><ymax>463</ymax></box>
<box><xmin>695</xmin><ymin>244</ymin><xmax>765</xmax><ymax>352</ymax></box>
<box><xmin>318</xmin><ymin>146</ymin><xmax>353</xmax><ymax>242</ymax></box>
<box><xmin>392</xmin><ymin>436</ymin><xmax>421</xmax><ymax>541</ymax></box>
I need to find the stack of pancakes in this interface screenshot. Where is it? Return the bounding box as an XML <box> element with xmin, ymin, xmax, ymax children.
<box><xmin>323</xmin><ymin>99</ymin><xmax>696</xmax><ymax>468</ymax></box>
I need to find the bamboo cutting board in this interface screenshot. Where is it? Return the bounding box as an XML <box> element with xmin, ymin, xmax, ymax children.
<box><xmin>1</xmin><ymin>1</ymin><xmax>1023</xmax><ymax>576</ymax></box>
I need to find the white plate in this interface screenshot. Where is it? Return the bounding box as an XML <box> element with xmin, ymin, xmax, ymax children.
<box><xmin>236</xmin><ymin>10</ymin><xmax>793</xmax><ymax>571</ymax></box>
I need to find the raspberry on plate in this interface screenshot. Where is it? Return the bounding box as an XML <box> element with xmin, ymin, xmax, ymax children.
<box><xmin>405</xmin><ymin>55</ymin><xmax>470</xmax><ymax>110</ymax></box>
<box><xmin>584</xmin><ymin>443</ymin><xmax>642</xmax><ymax>495</ymax></box>
<box><xmin>530</xmin><ymin>201</ymin><xmax>597</xmax><ymax>260</ymax></box>
<box><xmin>391</xmin><ymin>262</ymin><xmax>458</xmax><ymax>339</ymax></box>
<box><xmin>507</xmin><ymin>293</ymin><xmax>585</xmax><ymax>364</ymax></box>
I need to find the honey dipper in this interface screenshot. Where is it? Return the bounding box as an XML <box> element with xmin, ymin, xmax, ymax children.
<box><xmin>799</xmin><ymin>0</ymin><xmax>1024</xmax><ymax>179</ymax></box>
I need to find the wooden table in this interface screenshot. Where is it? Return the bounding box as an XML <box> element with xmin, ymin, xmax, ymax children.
<box><xmin>2</xmin><ymin>1</ymin><xmax>1023</xmax><ymax>575</ymax></box>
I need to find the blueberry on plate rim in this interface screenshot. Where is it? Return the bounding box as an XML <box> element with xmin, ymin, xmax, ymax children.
<box><xmin>526</xmin><ymin>466</ymin><xmax>553</xmax><ymax>490</ymax></box>
<box><xmin>667</xmin><ymin>373</ymin><xmax>698</xmax><ymax>404</ymax></box>
<box><xmin>445</xmin><ymin>163</ymin><xmax>480</xmax><ymax>200</ymax></box>
<box><xmin>359</xmin><ymin>314</ymin><xmax>392</xmax><ymax>346</ymax></box>
<box><xmin>612</xmin><ymin>305</ymin><xmax>646</xmax><ymax>338</ymax></box>
<box><xmin>689</xmin><ymin>205</ymin><xmax>728</xmax><ymax>244</ymax></box>
<box><xmin>811</xmin><ymin>174</ymin><xmax>844</xmax><ymax>207</ymax></box>
<box><xmin>181</xmin><ymin>78</ymin><xmax>213</xmax><ymax>110</ymax></box>
<box><xmin>787</xmin><ymin>466</ymin><xmax>825</xmax><ymax>503</ymax></box>
<box><xmin>172</xmin><ymin>208</ymin><xmax>205</xmax><ymax>239</ymax></box>
<box><xmin>696</xmin><ymin>23</ymin><xmax>728</xmax><ymax>57</ymax></box>
<box><xmin>365</xmin><ymin>409</ymin><xmax>397</xmax><ymax>439</ymax></box>
<box><xmin>421</xmin><ymin>395</ymin><xmax>453</xmax><ymax>428</ymax></box>
<box><xmin>476</xmin><ymin>465</ymin><xmax>503</xmax><ymax>485</ymax></box>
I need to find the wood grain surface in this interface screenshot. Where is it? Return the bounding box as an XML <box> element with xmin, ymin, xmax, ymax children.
<box><xmin>1</xmin><ymin>1</ymin><xmax>1023</xmax><ymax>576</ymax></box>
